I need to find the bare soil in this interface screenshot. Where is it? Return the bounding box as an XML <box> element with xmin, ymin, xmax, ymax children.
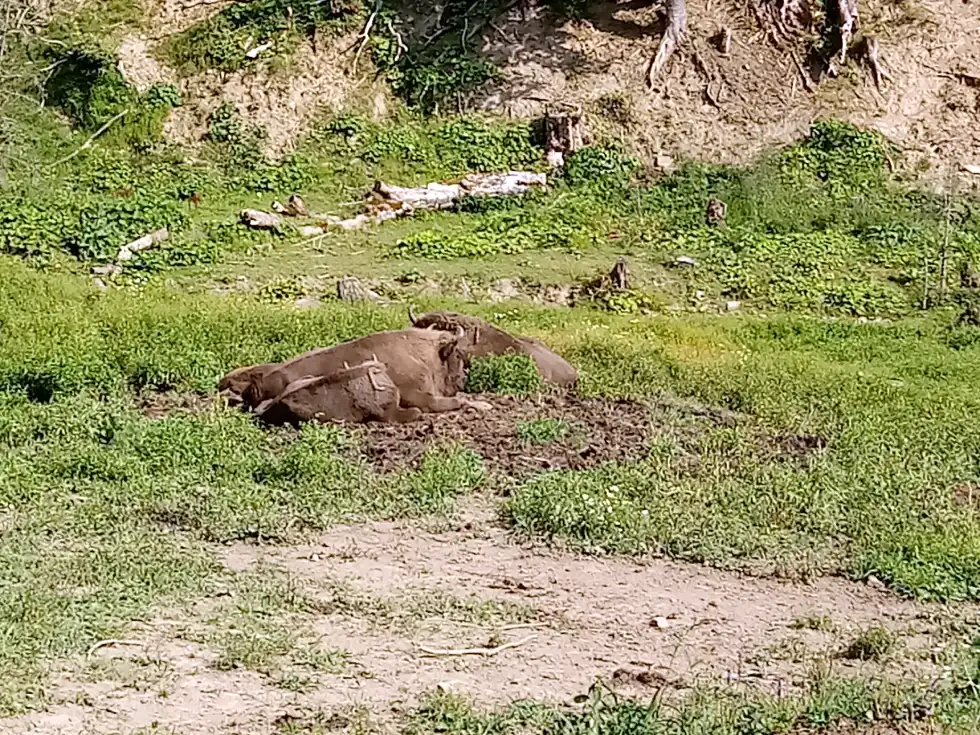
<box><xmin>131</xmin><ymin>0</ymin><xmax>980</xmax><ymax>178</ymax></box>
<box><xmin>359</xmin><ymin>392</ymin><xmax>656</xmax><ymax>477</ymax></box>
<box><xmin>6</xmin><ymin>501</ymin><xmax>975</xmax><ymax>735</ymax></box>
<box><xmin>139</xmin><ymin>389</ymin><xmax>825</xmax><ymax>477</ymax></box>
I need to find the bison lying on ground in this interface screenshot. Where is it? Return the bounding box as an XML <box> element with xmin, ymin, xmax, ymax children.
<box><xmin>218</xmin><ymin>326</ymin><xmax>491</xmax><ymax>423</ymax></box>
<box><xmin>408</xmin><ymin>308</ymin><xmax>578</xmax><ymax>387</ymax></box>
<box><xmin>217</xmin><ymin>362</ymin><xmax>278</xmax><ymax>407</ymax></box>
<box><xmin>254</xmin><ymin>359</ymin><xmax>424</xmax><ymax>426</ymax></box>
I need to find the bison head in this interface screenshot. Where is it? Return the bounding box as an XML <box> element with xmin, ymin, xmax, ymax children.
<box><xmin>218</xmin><ymin>362</ymin><xmax>277</xmax><ymax>409</ymax></box>
<box><xmin>408</xmin><ymin>307</ymin><xmax>524</xmax><ymax>359</ymax></box>
<box><xmin>437</xmin><ymin>326</ymin><xmax>470</xmax><ymax>396</ymax></box>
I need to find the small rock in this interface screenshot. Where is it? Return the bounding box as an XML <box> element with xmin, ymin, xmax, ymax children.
<box><xmin>695</xmin><ymin>290</ymin><xmax>705</xmax><ymax>300</ymax></box>
<box><xmin>650</xmin><ymin>616</ymin><xmax>671</xmax><ymax>629</ymax></box>
<box><xmin>726</xmin><ymin>300</ymin><xmax>741</xmax><ymax>311</ymax></box>
<box><xmin>92</xmin><ymin>264</ymin><xmax>122</xmax><ymax>277</ymax></box>
<box><xmin>865</xmin><ymin>575</ymin><xmax>886</xmax><ymax>591</ymax></box>
<box><xmin>675</xmin><ymin>256</ymin><xmax>697</xmax><ymax>267</ymax></box>
<box><xmin>309</xmin><ymin>553</ymin><xmax>321</xmax><ymax>562</ymax></box>
<box><xmin>488</xmin><ymin>278</ymin><xmax>521</xmax><ymax>303</ymax></box>
<box><xmin>295</xmin><ymin>296</ymin><xmax>321</xmax><ymax>309</ymax></box>
<box><xmin>655</xmin><ymin>153</ymin><xmax>675</xmax><ymax>173</ymax></box>
<box><xmin>92</xmin><ymin>278</ymin><xmax>108</xmax><ymax>291</ymax></box>
<box><xmin>116</xmin><ymin>246</ymin><xmax>134</xmax><ymax>262</ymax></box>
<box><xmin>337</xmin><ymin>276</ymin><xmax>382</xmax><ymax>303</ymax></box>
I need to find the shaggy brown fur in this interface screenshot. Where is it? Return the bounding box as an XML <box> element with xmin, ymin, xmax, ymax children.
<box><xmin>223</xmin><ymin>327</ymin><xmax>482</xmax><ymax>416</ymax></box>
<box><xmin>254</xmin><ymin>359</ymin><xmax>422</xmax><ymax>426</ymax></box>
<box><xmin>217</xmin><ymin>362</ymin><xmax>279</xmax><ymax>406</ymax></box>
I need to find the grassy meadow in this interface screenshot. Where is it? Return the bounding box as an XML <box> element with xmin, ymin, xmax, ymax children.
<box><xmin>3</xmin><ymin>3</ymin><xmax>980</xmax><ymax>728</ymax></box>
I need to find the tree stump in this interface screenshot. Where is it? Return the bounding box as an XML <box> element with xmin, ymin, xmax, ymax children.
<box><xmin>609</xmin><ymin>257</ymin><xmax>630</xmax><ymax>291</ymax></box>
<box><xmin>706</xmin><ymin>198</ymin><xmax>727</xmax><ymax>226</ymax></box>
<box><xmin>543</xmin><ymin>108</ymin><xmax>589</xmax><ymax>169</ymax></box>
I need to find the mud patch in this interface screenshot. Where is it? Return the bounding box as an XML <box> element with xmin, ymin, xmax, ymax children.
<box><xmin>359</xmin><ymin>393</ymin><xmax>655</xmax><ymax>478</ymax></box>
<box><xmin>136</xmin><ymin>389</ymin><xmax>824</xmax><ymax>476</ymax></box>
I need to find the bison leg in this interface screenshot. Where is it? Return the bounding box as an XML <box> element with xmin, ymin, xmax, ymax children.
<box><xmin>384</xmin><ymin>405</ymin><xmax>424</xmax><ymax>423</ymax></box>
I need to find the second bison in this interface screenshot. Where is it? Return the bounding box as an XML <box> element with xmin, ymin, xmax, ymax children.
<box><xmin>408</xmin><ymin>308</ymin><xmax>578</xmax><ymax>387</ymax></box>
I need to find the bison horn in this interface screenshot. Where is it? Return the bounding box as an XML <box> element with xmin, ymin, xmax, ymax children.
<box><xmin>408</xmin><ymin>304</ymin><xmax>418</xmax><ymax>325</ymax></box>
<box><xmin>455</xmin><ymin>325</ymin><xmax>465</xmax><ymax>338</ymax></box>
<box><xmin>344</xmin><ymin>361</ymin><xmax>350</xmax><ymax>369</ymax></box>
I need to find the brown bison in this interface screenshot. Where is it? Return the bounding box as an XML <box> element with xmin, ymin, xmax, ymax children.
<box><xmin>254</xmin><ymin>359</ymin><xmax>425</xmax><ymax>426</ymax></box>
<box><xmin>217</xmin><ymin>362</ymin><xmax>279</xmax><ymax>407</ymax></box>
<box><xmin>407</xmin><ymin>308</ymin><xmax>579</xmax><ymax>387</ymax></box>
<box><xmin>218</xmin><ymin>326</ymin><xmax>490</xmax><ymax>418</ymax></box>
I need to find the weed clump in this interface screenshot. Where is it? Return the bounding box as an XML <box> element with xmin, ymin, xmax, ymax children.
<box><xmin>164</xmin><ymin>0</ymin><xmax>361</xmax><ymax>73</ymax></box>
<box><xmin>562</xmin><ymin>145</ymin><xmax>640</xmax><ymax>194</ymax></box>
<box><xmin>43</xmin><ymin>48</ymin><xmax>181</xmax><ymax>150</ymax></box>
<box><xmin>842</xmin><ymin>626</ymin><xmax>896</xmax><ymax>661</ymax></box>
<box><xmin>516</xmin><ymin>418</ymin><xmax>569</xmax><ymax>445</ymax></box>
<box><xmin>465</xmin><ymin>355</ymin><xmax>542</xmax><ymax>396</ymax></box>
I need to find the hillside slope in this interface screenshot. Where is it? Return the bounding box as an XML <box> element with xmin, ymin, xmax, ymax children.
<box><xmin>108</xmin><ymin>0</ymin><xmax>980</xmax><ymax>179</ymax></box>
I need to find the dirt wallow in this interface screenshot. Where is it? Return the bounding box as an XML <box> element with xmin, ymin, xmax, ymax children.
<box><xmin>138</xmin><ymin>390</ymin><xmax>826</xmax><ymax>477</ymax></box>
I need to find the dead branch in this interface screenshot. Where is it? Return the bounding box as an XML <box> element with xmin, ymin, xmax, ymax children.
<box><xmin>384</xmin><ymin>17</ymin><xmax>407</xmax><ymax>62</ymax></box>
<box><xmin>647</xmin><ymin>0</ymin><xmax>687</xmax><ymax>87</ymax></box>
<box><xmin>117</xmin><ymin>227</ymin><xmax>169</xmax><ymax>262</ymax></box>
<box><xmin>790</xmin><ymin>52</ymin><xmax>815</xmax><ymax>92</ymax></box>
<box><xmin>419</xmin><ymin>634</ymin><xmax>537</xmax><ymax>657</ymax></box>
<box><xmin>49</xmin><ymin>109</ymin><xmax>128</xmax><ymax>167</ymax></box>
<box><xmin>245</xmin><ymin>41</ymin><xmax>273</xmax><ymax>59</ymax></box>
<box><xmin>836</xmin><ymin>0</ymin><xmax>858</xmax><ymax>64</ymax></box>
<box><xmin>240</xmin><ymin>209</ymin><xmax>283</xmax><ymax>230</ymax></box>
<box><xmin>350</xmin><ymin>0</ymin><xmax>381</xmax><ymax>70</ymax></box>
<box><xmin>287</xmin><ymin>171</ymin><xmax>546</xmax><ymax>232</ymax></box>
<box><xmin>751</xmin><ymin>0</ymin><xmax>812</xmax><ymax>46</ymax></box>
<box><xmin>862</xmin><ymin>36</ymin><xmax>888</xmax><ymax>90</ymax></box>
<box><xmin>87</xmin><ymin>639</ymin><xmax>145</xmax><ymax>657</ymax></box>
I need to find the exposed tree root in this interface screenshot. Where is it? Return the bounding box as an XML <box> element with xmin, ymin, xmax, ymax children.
<box><xmin>862</xmin><ymin>35</ymin><xmax>889</xmax><ymax>90</ymax></box>
<box><xmin>647</xmin><ymin>0</ymin><xmax>687</xmax><ymax>87</ymax></box>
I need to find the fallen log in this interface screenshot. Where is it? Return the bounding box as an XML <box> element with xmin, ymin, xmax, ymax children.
<box><xmin>317</xmin><ymin>171</ymin><xmax>547</xmax><ymax>230</ymax></box>
<box><xmin>240</xmin><ymin>209</ymin><xmax>283</xmax><ymax>230</ymax></box>
<box><xmin>116</xmin><ymin>227</ymin><xmax>169</xmax><ymax>262</ymax></box>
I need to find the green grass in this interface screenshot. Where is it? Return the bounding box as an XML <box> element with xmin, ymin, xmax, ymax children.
<box><xmin>516</xmin><ymin>419</ymin><xmax>570</xmax><ymax>445</ymax></box>
<box><xmin>0</xmin><ymin>352</ymin><xmax>484</xmax><ymax>711</ymax></box>
<box><xmin>405</xmin><ymin>667</ymin><xmax>980</xmax><ymax>735</ymax></box>
<box><xmin>5</xmin><ymin>20</ymin><xmax>980</xmax><ymax>725</ymax></box>
<box><xmin>465</xmin><ymin>354</ymin><xmax>543</xmax><ymax>395</ymax></box>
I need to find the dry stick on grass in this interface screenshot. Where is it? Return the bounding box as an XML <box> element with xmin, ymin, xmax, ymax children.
<box><xmin>87</xmin><ymin>639</ymin><xmax>145</xmax><ymax>657</ymax></box>
<box><xmin>419</xmin><ymin>634</ymin><xmax>537</xmax><ymax>657</ymax></box>
<box><xmin>50</xmin><ymin>109</ymin><xmax>128</xmax><ymax>167</ymax></box>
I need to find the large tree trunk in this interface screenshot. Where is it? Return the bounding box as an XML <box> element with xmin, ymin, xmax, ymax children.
<box><xmin>647</xmin><ymin>0</ymin><xmax>687</xmax><ymax>87</ymax></box>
